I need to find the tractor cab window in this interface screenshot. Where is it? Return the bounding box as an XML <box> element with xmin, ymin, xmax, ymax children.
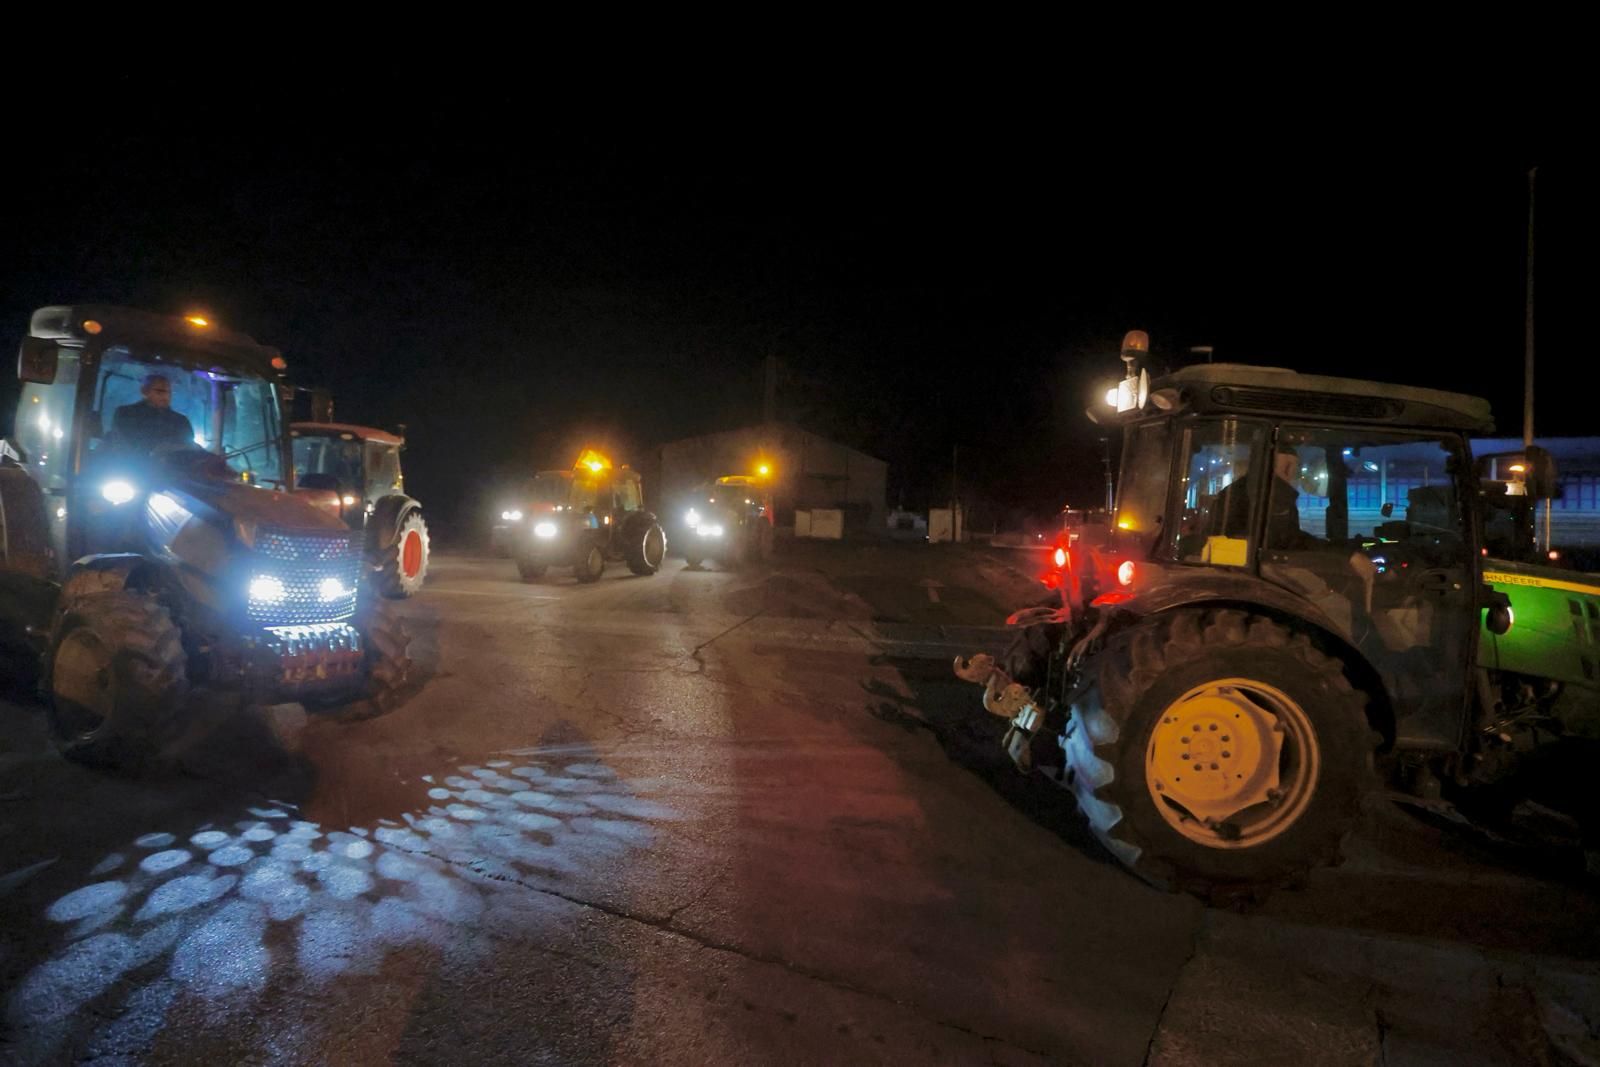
<box><xmin>615</xmin><ymin>475</ymin><xmax>642</xmax><ymax>513</ymax></box>
<box><xmin>527</xmin><ymin>473</ymin><xmax>570</xmax><ymax>506</ymax></box>
<box><xmin>1168</xmin><ymin>419</ymin><xmax>1268</xmax><ymax>567</ymax></box>
<box><xmin>367</xmin><ymin>442</ymin><xmax>402</xmax><ymax>495</ymax></box>
<box><xmin>294</xmin><ymin>436</ymin><xmax>363</xmax><ymax>491</ymax></box>
<box><xmin>1261</xmin><ymin>427</ymin><xmax>1471</xmax><ymax>656</ymax></box>
<box><xmin>571</xmin><ymin>473</ymin><xmax>602</xmax><ymax>513</ymax></box>
<box><xmin>1114</xmin><ymin>419</ymin><xmax>1175</xmax><ymax>555</ymax></box>
<box><xmin>86</xmin><ymin>346</ymin><xmax>286</xmax><ymax>488</ymax></box>
<box><xmin>14</xmin><ymin>352</ymin><xmax>82</xmax><ymax>493</ymax></box>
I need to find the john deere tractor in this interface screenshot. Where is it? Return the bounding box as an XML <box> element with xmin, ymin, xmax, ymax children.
<box><xmin>0</xmin><ymin>306</ymin><xmax>410</xmax><ymax>769</ymax></box>
<box><xmin>291</xmin><ymin>422</ymin><xmax>430</xmax><ymax>598</ymax></box>
<box><xmin>957</xmin><ymin>331</ymin><xmax>1598</xmax><ymax>897</ymax></box>
<box><xmin>681</xmin><ymin>469</ymin><xmax>775</xmax><ymax>570</ymax></box>
<box><xmin>508</xmin><ymin>450</ymin><xmax>666</xmax><ymax>583</ymax></box>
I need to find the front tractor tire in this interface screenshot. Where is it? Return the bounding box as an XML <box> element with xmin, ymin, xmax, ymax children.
<box><xmin>575</xmin><ymin>544</ymin><xmax>606</xmax><ymax>583</ymax></box>
<box><xmin>516</xmin><ymin>559</ymin><xmax>548</xmax><ymax>582</ymax></box>
<box><xmin>46</xmin><ymin>591</ymin><xmax>188</xmax><ymax>770</ymax></box>
<box><xmin>376</xmin><ymin>510</ymin><xmax>430</xmax><ymax>599</ymax></box>
<box><xmin>626</xmin><ymin>522</ymin><xmax>667</xmax><ymax>576</ymax></box>
<box><xmin>325</xmin><ymin>595</ymin><xmax>414</xmax><ymax>722</ymax></box>
<box><xmin>1065</xmin><ymin>609</ymin><xmax>1374</xmax><ymax>899</ymax></box>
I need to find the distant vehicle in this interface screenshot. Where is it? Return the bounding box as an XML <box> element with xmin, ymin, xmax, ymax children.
<box><xmin>508</xmin><ymin>450</ymin><xmax>666</xmax><ymax>583</ymax></box>
<box><xmin>959</xmin><ymin>330</ymin><xmax>1597</xmax><ymax>899</ymax></box>
<box><xmin>0</xmin><ymin>306</ymin><xmax>409</xmax><ymax>770</ymax></box>
<box><xmin>291</xmin><ymin>422</ymin><xmax>429</xmax><ymax>598</ymax></box>
<box><xmin>682</xmin><ymin>469</ymin><xmax>774</xmax><ymax>569</ymax></box>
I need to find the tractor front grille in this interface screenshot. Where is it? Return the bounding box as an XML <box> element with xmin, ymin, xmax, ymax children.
<box><xmin>248</xmin><ymin>526</ymin><xmax>363</xmax><ymax>627</ymax></box>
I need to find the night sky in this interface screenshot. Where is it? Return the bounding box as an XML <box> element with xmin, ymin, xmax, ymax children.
<box><xmin>2</xmin><ymin>78</ymin><xmax>1587</xmax><ymax>536</ymax></box>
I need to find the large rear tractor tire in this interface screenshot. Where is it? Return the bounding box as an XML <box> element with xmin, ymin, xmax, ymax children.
<box><xmin>375</xmin><ymin>511</ymin><xmax>430</xmax><ymax>599</ymax></box>
<box><xmin>1064</xmin><ymin>609</ymin><xmax>1374</xmax><ymax>900</ymax></box>
<box><xmin>575</xmin><ymin>544</ymin><xmax>606</xmax><ymax>583</ymax></box>
<box><xmin>626</xmin><ymin>522</ymin><xmax>667</xmax><ymax>576</ymax></box>
<box><xmin>46</xmin><ymin>591</ymin><xmax>188</xmax><ymax>770</ymax></box>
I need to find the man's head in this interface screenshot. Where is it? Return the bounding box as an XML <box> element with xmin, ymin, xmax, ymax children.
<box><xmin>1272</xmin><ymin>449</ymin><xmax>1300</xmax><ymax>483</ymax></box>
<box><xmin>140</xmin><ymin>373</ymin><xmax>173</xmax><ymax>409</ymax></box>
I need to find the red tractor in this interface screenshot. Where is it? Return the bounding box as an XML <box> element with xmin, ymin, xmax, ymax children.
<box><xmin>291</xmin><ymin>423</ymin><xmax>430</xmax><ymax>598</ymax></box>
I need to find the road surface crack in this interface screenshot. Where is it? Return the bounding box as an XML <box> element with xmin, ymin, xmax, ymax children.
<box><xmin>409</xmin><ymin>844</ymin><xmax>1055</xmax><ymax>1059</ymax></box>
<box><xmin>686</xmin><ymin>610</ymin><xmax>765</xmax><ymax>671</ymax></box>
<box><xmin>1142</xmin><ymin>910</ymin><xmax>1205</xmax><ymax>1067</ymax></box>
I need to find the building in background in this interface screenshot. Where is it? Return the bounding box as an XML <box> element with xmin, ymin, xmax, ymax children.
<box><xmin>659</xmin><ymin>423</ymin><xmax>887</xmax><ymax>537</ymax></box>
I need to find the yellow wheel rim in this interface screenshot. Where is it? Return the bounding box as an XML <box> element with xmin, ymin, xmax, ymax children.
<box><xmin>1145</xmin><ymin>677</ymin><xmax>1320</xmax><ymax>850</ymax></box>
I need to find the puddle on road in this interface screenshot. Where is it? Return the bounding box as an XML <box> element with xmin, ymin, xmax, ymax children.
<box><xmin>5</xmin><ymin>748</ymin><xmax>680</xmax><ymax>1064</ymax></box>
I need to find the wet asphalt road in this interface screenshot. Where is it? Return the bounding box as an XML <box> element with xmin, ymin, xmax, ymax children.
<box><xmin>2</xmin><ymin>543</ymin><xmax>1599</xmax><ymax>1065</ymax></box>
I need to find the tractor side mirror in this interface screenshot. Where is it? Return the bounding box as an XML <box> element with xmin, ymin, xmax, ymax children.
<box><xmin>18</xmin><ymin>337</ymin><xmax>59</xmax><ymax>384</ymax></box>
<box><xmin>1476</xmin><ymin>447</ymin><xmax>1558</xmax><ymax>500</ymax></box>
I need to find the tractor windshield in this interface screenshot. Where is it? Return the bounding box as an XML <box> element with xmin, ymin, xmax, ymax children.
<box><xmin>85</xmin><ymin>345</ymin><xmax>286</xmax><ymax>488</ymax></box>
<box><xmin>293</xmin><ymin>435</ymin><xmax>365</xmax><ymax>492</ymax></box>
<box><xmin>528</xmin><ymin>472</ymin><xmax>572</xmax><ymax>506</ymax></box>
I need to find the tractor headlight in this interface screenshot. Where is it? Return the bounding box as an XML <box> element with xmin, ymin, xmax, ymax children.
<box><xmin>534</xmin><ymin>521</ymin><xmax>558</xmax><ymax>539</ymax></box>
<box><xmin>685</xmin><ymin>508</ymin><xmax>701</xmax><ymax>527</ymax></box>
<box><xmin>318</xmin><ymin>577</ymin><xmax>350</xmax><ymax>602</ymax></box>
<box><xmin>502</xmin><ymin>509</ymin><xmax>524</xmax><ymax>522</ymax></box>
<box><xmin>696</xmin><ymin>524</ymin><xmax>724</xmax><ymax>538</ymax></box>
<box><xmin>341</xmin><ymin>494</ymin><xmax>357</xmax><ymax>507</ymax></box>
<box><xmin>101</xmin><ymin>479</ymin><xmax>136</xmax><ymax>506</ymax></box>
<box><xmin>249</xmin><ymin>575</ymin><xmax>287</xmax><ymax>604</ymax></box>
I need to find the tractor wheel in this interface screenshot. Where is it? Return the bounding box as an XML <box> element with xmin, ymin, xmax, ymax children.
<box><xmin>517</xmin><ymin>559</ymin><xmax>548</xmax><ymax>582</ymax></box>
<box><xmin>575</xmin><ymin>544</ymin><xmax>606</xmax><ymax>583</ymax></box>
<box><xmin>327</xmin><ymin>595</ymin><xmax>413</xmax><ymax>722</ymax></box>
<box><xmin>46</xmin><ymin>591</ymin><xmax>188</xmax><ymax>770</ymax></box>
<box><xmin>1063</xmin><ymin>609</ymin><xmax>1374</xmax><ymax>900</ymax></box>
<box><xmin>626</xmin><ymin>522</ymin><xmax>666</xmax><ymax>576</ymax></box>
<box><xmin>376</xmin><ymin>511</ymin><xmax>430</xmax><ymax>599</ymax></box>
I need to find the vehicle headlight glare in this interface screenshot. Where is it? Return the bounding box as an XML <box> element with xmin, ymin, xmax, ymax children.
<box><xmin>249</xmin><ymin>575</ymin><xmax>287</xmax><ymax>604</ymax></box>
<box><xmin>685</xmin><ymin>509</ymin><xmax>700</xmax><ymax>526</ymax></box>
<box><xmin>101</xmin><ymin>480</ymin><xmax>136</xmax><ymax>506</ymax></box>
<box><xmin>341</xmin><ymin>494</ymin><xmax>357</xmax><ymax>507</ymax></box>
<box><xmin>502</xmin><ymin>509</ymin><xmax>524</xmax><ymax>522</ymax></box>
<box><xmin>534</xmin><ymin>521</ymin><xmax>558</xmax><ymax>539</ymax></box>
<box><xmin>697</xmin><ymin>524</ymin><xmax>724</xmax><ymax>538</ymax></box>
<box><xmin>318</xmin><ymin>577</ymin><xmax>349</xmax><ymax>601</ymax></box>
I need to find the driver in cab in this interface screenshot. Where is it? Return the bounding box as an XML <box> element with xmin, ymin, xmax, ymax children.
<box><xmin>108</xmin><ymin>372</ymin><xmax>195</xmax><ymax>454</ymax></box>
<box><xmin>1209</xmin><ymin>448</ymin><xmax>1318</xmax><ymax>550</ymax></box>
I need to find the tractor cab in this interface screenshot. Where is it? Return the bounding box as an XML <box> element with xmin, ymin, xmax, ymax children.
<box><xmin>12</xmin><ymin>306</ymin><xmax>294</xmax><ymax>569</ymax></box>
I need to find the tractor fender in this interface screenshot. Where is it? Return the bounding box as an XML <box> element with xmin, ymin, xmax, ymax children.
<box><xmin>60</xmin><ymin>554</ymin><xmax>158</xmax><ymax>603</ymax></box>
<box><xmin>367</xmin><ymin>495</ymin><xmax>422</xmax><ymax>553</ymax></box>
<box><xmin>1098</xmin><ymin>568</ymin><xmax>1397</xmax><ymax>747</ymax></box>
<box><xmin>618</xmin><ymin>510</ymin><xmax>661</xmax><ymax>539</ymax></box>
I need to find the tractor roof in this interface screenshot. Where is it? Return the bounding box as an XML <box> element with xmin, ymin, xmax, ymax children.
<box><xmin>1144</xmin><ymin>363</ymin><xmax>1494</xmax><ymax>433</ymax></box>
<box><xmin>30</xmin><ymin>305</ymin><xmax>285</xmax><ymax>379</ymax></box>
<box><xmin>291</xmin><ymin>422</ymin><xmax>404</xmax><ymax>446</ymax></box>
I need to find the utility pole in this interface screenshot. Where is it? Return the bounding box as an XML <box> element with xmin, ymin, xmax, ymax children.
<box><xmin>1524</xmin><ymin>166</ymin><xmax>1537</xmax><ymax>449</ymax></box>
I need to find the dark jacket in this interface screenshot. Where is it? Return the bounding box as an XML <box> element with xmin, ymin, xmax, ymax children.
<box><xmin>110</xmin><ymin>401</ymin><xmax>195</xmax><ymax>453</ymax></box>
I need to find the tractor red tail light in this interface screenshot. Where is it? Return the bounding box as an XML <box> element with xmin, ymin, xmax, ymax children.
<box><xmin>1053</xmin><ymin>547</ymin><xmax>1068</xmax><ymax>568</ymax></box>
<box><xmin>1117</xmin><ymin>560</ymin><xmax>1136</xmax><ymax>586</ymax></box>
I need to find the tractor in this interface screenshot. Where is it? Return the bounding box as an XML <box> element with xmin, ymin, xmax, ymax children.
<box><xmin>291</xmin><ymin>421</ymin><xmax>430</xmax><ymax>598</ymax></box>
<box><xmin>0</xmin><ymin>306</ymin><xmax>410</xmax><ymax>769</ymax></box>
<box><xmin>681</xmin><ymin>467</ymin><xmax>775</xmax><ymax>570</ymax></box>
<box><xmin>509</xmin><ymin>450</ymin><xmax>666</xmax><ymax>583</ymax></box>
<box><xmin>957</xmin><ymin>330</ymin><xmax>1598</xmax><ymax>898</ymax></box>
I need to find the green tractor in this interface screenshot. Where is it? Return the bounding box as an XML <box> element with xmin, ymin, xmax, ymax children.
<box><xmin>0</xmin><ymin>306</ymin><xmax>410</xmax><ymax>769</ymax></box>
<box><xmin>958</xmin><ymin>331</ymin><xmax>1597</xmax><ymax>897</ymax></box>
<box><xmin>291</xmin><ymin>421</ymin><xmax>430</xmax><ymax>598</ymax></box>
